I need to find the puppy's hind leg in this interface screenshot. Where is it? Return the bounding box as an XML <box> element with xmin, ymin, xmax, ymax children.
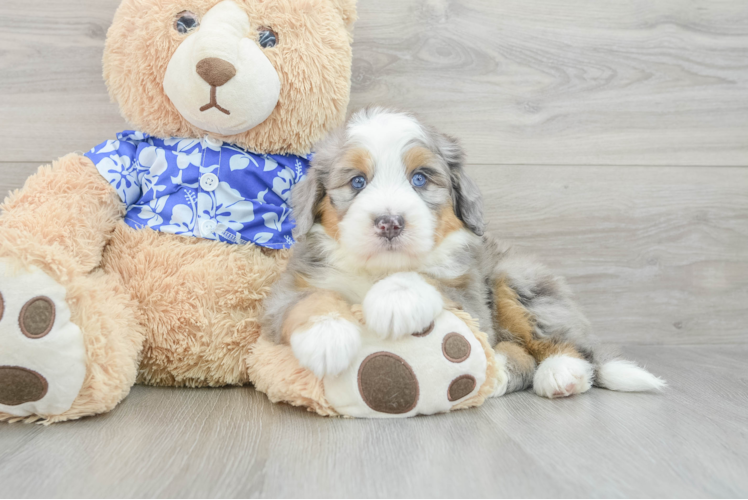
<box><xmin>491</xmin><ymin>342</ymin><xmax>537</xmax><ymax>397</ymax></box>
<box><xmin>492</xmin><ymin>255</ymin><xmax>596</xmax><ymax>398</ymax></box>
<box><xmin>493</xmin><ymin>252</ymin><xmax>665</xmax><ymax>397</ymax></box>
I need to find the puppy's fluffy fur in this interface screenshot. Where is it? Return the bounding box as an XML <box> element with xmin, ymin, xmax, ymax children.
<box><xmin>262</xmin><ymin>108</ymin><xmax>665</xmax><ymax>398</ymax></box>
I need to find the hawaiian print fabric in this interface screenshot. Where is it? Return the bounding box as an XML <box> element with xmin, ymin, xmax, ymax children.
<box><xmin>85</xmin><ymin>131</ymin><xmax>309</xmax><ymax>249</ymax></box>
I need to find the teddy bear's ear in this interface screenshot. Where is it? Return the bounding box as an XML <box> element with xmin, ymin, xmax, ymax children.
<box><xmin>329</xmin><ymin>0</ymin><xmax>357</xmax><ymax>32</ymax></box>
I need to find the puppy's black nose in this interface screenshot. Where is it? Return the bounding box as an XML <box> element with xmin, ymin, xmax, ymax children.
<box><xmin>374</xmin><ymin>215</ymin><xmax>405</xmax><ymax>240</ymax></box>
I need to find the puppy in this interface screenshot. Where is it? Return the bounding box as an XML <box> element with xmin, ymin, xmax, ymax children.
<box><xmin>262</xmin><ymin>108</ymin><xmax>665</xmax><ymax>398</ymax></box>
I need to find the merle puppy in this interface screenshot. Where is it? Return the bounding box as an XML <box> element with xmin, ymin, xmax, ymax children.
<box><xmin>262</xmin><ymin>108</ymin><xmax>665</xmax><ymax>399</ymax></box>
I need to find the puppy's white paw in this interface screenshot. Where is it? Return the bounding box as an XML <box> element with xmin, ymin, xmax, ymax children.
<box><xmin>363</xmin><ymin>272</ymin><xmax>443</xmax><ymax>340</ymax></box>
<box><xmin>533</xmin><ymin>355</ymin><xmax>593</xmax><ymax>399</ymax></box>
<box><xmin>290</xmin><ymin>315</ymin><xmax>362</xmax><ymax>379</ymax></box>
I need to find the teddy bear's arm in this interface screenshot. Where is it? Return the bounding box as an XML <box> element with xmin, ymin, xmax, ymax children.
<box><xmin>0</xmin><ymin>154</ymin><xmax>124</xmax><ymax>278</ymax></box>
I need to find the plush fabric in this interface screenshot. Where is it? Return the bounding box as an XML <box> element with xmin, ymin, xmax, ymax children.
<box><xmin>104</xmin><ymin>0</ymin><xmax>355</xmax><ymax>156</ymax></box>
<box><xmin>0</xmin><ymin>0</ymin><xmax>355</xmax><ymax>423</ymax></box>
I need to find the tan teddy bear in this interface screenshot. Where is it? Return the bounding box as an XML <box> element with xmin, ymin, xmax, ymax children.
<box><xmin>0</xmin><ymin>0</ymin><xmax>359</xmax><ymax>423</ymax></box>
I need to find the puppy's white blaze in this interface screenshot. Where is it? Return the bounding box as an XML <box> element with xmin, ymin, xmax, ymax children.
<box><xmin>337</xmin><ymin>110</ymin><xmax>437</xmax><ymax>269</ymax></box>
<box><xmin>363</xmin><ymin>272</ymin><xmax>443</xmax><ymax>340</ymax></box>
<box><xmin>533</xmin><ymin>355</ymin><xmax>594</xmax><ymax>399</ymax></box>
<box><xmin>597</xmin><ymin>359</ymin><xmax>667</xmax><ymax>392</ymax></box>
<box><xmin>346</xmin><ymin>110</ymin><xmax>428</xmax><ymax>168</ymax></box>
<box><xmin>290</xmin><ymin>315</ymin><xmax>362</xmax><ymax>379</ymax></box>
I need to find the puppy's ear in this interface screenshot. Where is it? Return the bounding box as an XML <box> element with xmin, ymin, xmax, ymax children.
<box><xmin>437</xmin><ymin>134</ymin><xmax>485</xmax><ymax>236</ymax></box>
<box><xmin>290</xmin><ymin>166</ymin><xmax>324</xmax><ymax>239</ymax></box>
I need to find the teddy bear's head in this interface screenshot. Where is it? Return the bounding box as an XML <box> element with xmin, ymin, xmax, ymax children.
<box><xmin>104</xmin><ymin>0</ymin><xmax>356</xmax><ymax>155</ymax></box>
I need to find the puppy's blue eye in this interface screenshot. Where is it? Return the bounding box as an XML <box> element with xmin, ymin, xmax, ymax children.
<box><xmin>351</xmin><ymin>176</ymin><xmax>367</xmax><ymax>190</ymax></box>
<box><xmin>411</xmin><ymin>173</ymin><xmax>427</xmax><ymax>187</ymax></box>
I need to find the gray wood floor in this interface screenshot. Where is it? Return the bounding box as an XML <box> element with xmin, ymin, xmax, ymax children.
<box><xmin>1</xmin><ymin>0</ymin><xmax>747</xmax><ymax>497</ymax></box>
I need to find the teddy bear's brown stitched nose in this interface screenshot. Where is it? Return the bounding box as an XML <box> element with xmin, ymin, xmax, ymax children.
<box><xmin>196</xmin><ymin>57</ymin><xmax>237</xmax><ymax>87</ymax></box>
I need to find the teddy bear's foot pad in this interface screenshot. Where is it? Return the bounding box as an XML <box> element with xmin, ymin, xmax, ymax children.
<box><xmin>324</xmin><ymin>311</ymin><xmax>488</xmax><ymax>418</ymax></box>
<box><xmin>0</xmin><ymin>260</ymin><xmax>86</xmax><ymax>417</ymax></box>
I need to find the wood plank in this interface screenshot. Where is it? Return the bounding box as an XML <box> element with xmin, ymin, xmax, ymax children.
<box><xmin>0</xmin><ymin>0</ymin><xmax>125</xmax><ymax>163</ymax></box>
<box><xmin>472</xmin><ymin>164</ymin><xmax>748</xmax><ymax>345</ymax></box>
<box><xmin>0</xmin><ymin>345</ymin><xmax>745</xmax><ymax>497</ymax></box>
<box><xmin>351</xmin><ymin>0</ymin><xmax>748</xmax><ymax>166</ymax></box>
<box><xmin>2</xmin><ymin>163</ymin><xmax>747</xmax><ymax>345</ymax></box>
<box><xmin>1</xmin><ymin>0</ymin><xmax>747</xmax><ymax>165</ymax></box>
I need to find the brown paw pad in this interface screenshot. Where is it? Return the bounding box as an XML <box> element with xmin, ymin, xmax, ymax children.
<box><xmin>448</xmin><ymin>374</ymin><xmax>476</xmax><ymax>402</ymax></box>
<box><xmin>358</xmin><ymin>352</ymin><xmax>419</xmax><ymax>414</ymax></box>
<box><xmin>442</xmin><ymin>332</ymin><xmax>471</xmax><ymax>363</ymax></box>
<box><xmin>19</xmin><ymin>296</ymin><xmax>55</xmax><ymax>339</ymax></box>
<box><xmin>0</xmin><ymin>366</ymin><xmax>49</xmax><ymax>406</ymax></box>
<box><xmin>0</xmin><ymin>292</ymin><xmax>4</xmax><ymax>321</ymax></box>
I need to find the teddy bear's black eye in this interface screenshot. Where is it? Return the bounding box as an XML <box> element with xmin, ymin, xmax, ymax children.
<box><xmin>175</xmin><ymin>11</ymin><xmax>200</xmax><ymax>34</ymax></box>
<box><xmin>258</xmin><ymin>28</ymin><xmax>277</xmax><ymax>48</ymax></box>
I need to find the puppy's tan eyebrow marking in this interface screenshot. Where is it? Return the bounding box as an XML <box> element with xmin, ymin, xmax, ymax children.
<box><xmin>434</xmin><ymin>204</ymin><xmax>464</xmax><ymax>244</ymax></box>
<box><xmin>403</xmin><ymin>146</ymin><xmax>435</xmax><ymax>176</ymax></box>
<box><xmin>340</xmin><ymin>147</ymin><xmax>373</xmax><ymax>178</ymax></box>
<box><xmin>317</xmin><ymin>195</ymin><xmax>341</xmax><ymax>240</ymax></box>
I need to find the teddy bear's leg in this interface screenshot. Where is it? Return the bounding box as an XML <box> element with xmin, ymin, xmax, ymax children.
<box><xmin>0</xmin><ymin>263</ymin><xmax>144</xmax><ymax>423</ymax></box>
<box><xmin>0</xmin><ymin>154</ymin><xmax>143</xmax><ymax>422</ymax></box>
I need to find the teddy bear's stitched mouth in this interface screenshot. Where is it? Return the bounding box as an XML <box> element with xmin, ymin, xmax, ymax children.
<box><xmin>199</xmin><ymin>86</ymin><xmax>231</xmax><ymax>115</ymax></box>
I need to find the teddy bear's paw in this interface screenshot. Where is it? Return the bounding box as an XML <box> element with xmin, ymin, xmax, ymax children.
<box><xmin>363</xmin><ymin>272</ymin><xmax>443</xmax><ymax>340</ymax></box>
<box><xmin>533</xmin><ymin>355</ymin><xmax>593</xmax><ymax>399</ymax></box>
<box><xmin>291</xmin><ymin>314</ymin><xmax>362</xmax><ymax>379</ymax></box>
<box><xmin>0</xmin><ymin>259</ymin><xmax>86</xmax><ymax>418</ymax></box>
<box><xmin>324</xmin><ymin>310</ymin><xmax>488</xmax><ymax>418</ymax></box>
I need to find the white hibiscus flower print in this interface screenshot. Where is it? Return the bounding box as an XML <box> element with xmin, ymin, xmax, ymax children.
<box><xmin>95</xmin><ymin>140</ymin><xmax>120</xmax><ymax>155</ymax></box>
<box><xmin>272</xmin><ymin>167</ymin><xmax>295</xmax><ymax>201</ymax></box>
<box><xmin>198</xmin><ymin>182</ymin><xmax>254</xmax><ymax>232</ymax></box>
<box><xmin>87</xmin><ymin>132</ymin><xmax>311</xmax><ymax>249</ymax></box>
<box><xmin>138</xmin><ymin>146</ymin><xmax>169</xmax><ymax>197</ymax></box>
<box><xmin>97</xmin><ymin>154</ymin><xmax>139</xmax><ymax>205</ymax></box>
<box><xmin>262</xmin><ymin>204</ymin><xmax>290</xmax><ymax>232</ymax></box>
<box><xmin>136</xmin><ymin>195</ymin><xmax>170</xmax><ymax>227</ymax></box>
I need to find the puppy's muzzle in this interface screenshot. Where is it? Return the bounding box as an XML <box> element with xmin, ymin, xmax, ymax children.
<box><xmin>374</xmin><ymin>215</ymin><xmax>405</xmax><ymax>241</ymax></box>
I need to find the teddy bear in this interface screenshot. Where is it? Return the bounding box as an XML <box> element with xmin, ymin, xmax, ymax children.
<box><xmin>0</xmin><ymin>0</ymin><xmax>360</xmax><ymax>422</ymax></box>
<box><xmin>0</xmin><ymin>0</ymin><xmax>502</xmax><ymax>423</ymax></box>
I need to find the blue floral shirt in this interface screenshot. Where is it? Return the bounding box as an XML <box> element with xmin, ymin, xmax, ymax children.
<box><xmin>85</xmin><ymin>131</ymin><xmax>309</xmax><ymax>249</ymax></box>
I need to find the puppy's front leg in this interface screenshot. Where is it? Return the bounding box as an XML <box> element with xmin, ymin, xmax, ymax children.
<box><xmin>363</xmin><ymin>272</ymin><xmax>444</xmax><ymax>340</ymax></box>
<box><xmin>284</xmin><ymin>291</ymin><xmax>362</xmax><ymax>378</ymax></box>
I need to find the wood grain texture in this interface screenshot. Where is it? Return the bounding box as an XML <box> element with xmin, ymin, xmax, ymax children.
<box><xmin>472</xmin><ymin>164</ymin><xmax>748</xmax><ymax>345</ymax></box>
<box><xmin>0</xmin><ymin>345</ymin><xmax>746</xmax><ymax>498</ymax></box>
<box><xmin>0</xmin><ymin>0</ymin><xmax>747</xmax><ymax>164</ymax></box>
<box><xmin>351</xmin><ymin>0</ymin><xmax>748</xmax><ymax>166</ymax></box>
